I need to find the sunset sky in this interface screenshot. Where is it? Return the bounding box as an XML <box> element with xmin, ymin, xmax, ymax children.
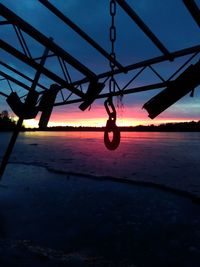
<box><xmin>1</xmin><ymin>0</ymin><xmax>200</xmax><ymax>128</ymax></box>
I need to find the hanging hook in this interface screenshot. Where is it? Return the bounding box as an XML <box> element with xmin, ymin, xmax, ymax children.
<box><xmin>103</xmin><ymin>1</ymin><xmax>120</xmax><ymax>150</ymax></box>
<box><xmin>104</xmin><ymin>96</ymin><xmax>116</xmax><ymax>122</ymax></box>
<box><xmin>104</xmin><ymin>97</ymin><xmax>120</xmax><ymax>150</ymax></box>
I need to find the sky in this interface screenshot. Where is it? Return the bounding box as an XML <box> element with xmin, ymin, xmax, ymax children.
<box><xmin>1</xmin><ymin>0</ymin><xmax>200</xmax><ymax>127</ymax></box>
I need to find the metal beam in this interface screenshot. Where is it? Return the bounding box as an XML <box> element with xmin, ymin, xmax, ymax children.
<box><xmin>97</xmin><ymin>45</ymin><xmax>200</xmax><ymax>79</ymax></box>
<box><xmin>0</xmin><ymin>70</ymin><xmax>31</xmax><ymax>91</ymax></box>
<box><xmin>0</xmin><ymin>91</ymin><xmax>8</xmax><ymax>97</ymax></box>
<box><xmin>33</xmin><ymin>53</ymin><xmax>55</xmax><ymax>61</ymax></box>
<box><xmin>0</xmin><ymin>45</ymin><xmax>51</xmax><ymax>180</ymax></box>
<box><xmin>115</xmin><ymin>0</ymin><xmax>172</xmax><ymax>60</ymax></box>
<box><xmin>72</xmin><ymin>44</ymin><xmax>200</xmax><ymax>87</ymax></box>
<box><xmin>0</xmin><ymin>39</ymin><xmax>84</xmax><ymax>97</ymax></box>
<box><xmin>54</xmin><ymin>81</ymin><xmax>170</xmax><ymax>106</ymax></box>
<box><xmin>0</xmin><ymin>20</ymin><xmax>10</xmax><ymax>25</ymax></box>
<box><xmin>38</xmin><ymin>0</ymin><xmax>125</xmax><ymax>71</ymax></box>
<box><xmin>183</xmin><ymin>0</ymin><xmax>200</xmax><ymax>28</ymax></box>
<box><xmin>0</xmin><ymin>61</ymin><xmax>48</xmax><ymax>90</ymax></box>
<box><xmin>0</xmin><ymin>3</ymin><xmax>96</xmax><ymax>79</ymax></box>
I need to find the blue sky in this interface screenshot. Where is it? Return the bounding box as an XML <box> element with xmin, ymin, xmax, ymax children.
<box><xmin>1</xmin><ymin>0</ymin><xmax>200</xmax><ymax>126</ymax></box>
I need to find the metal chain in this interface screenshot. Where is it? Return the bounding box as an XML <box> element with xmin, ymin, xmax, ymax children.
<box><xmin>109</xmin><ymin>0</ymin><xmax>116</xmax><ymax>94</ymax></box>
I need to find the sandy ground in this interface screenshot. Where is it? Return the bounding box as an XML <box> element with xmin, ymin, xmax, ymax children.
<box><xmin>0</xmin><ymin>164</ymin><xmax>200</xmax><ymax>266</ymax></box>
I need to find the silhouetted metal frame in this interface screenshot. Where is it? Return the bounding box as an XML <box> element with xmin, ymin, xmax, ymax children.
<box><xmin>0</xmin><ymin>61</ymin><xmax>48</xmax><ymax>90</ymax></box>
<box><xmin>0</xmin><ymin>3</ymin><xmax>96</xmax><ymax>79</ymax></box>
<box><xmin>0</xmin><ymin>70</ymin><xmax>31</xmax><ymax>91</ymax></box>
<box><xmin>0</xmin><ymin>45</ymin><xmax>51</xmax><ymax>179</ymax></box>
<box><xmin>73</xmin><ymin>45</ymin><xmax>200</xmax><ymax>87</ymax></box>
<box><xmin>0</xmin><ymin>39</ymin><xmax>84</xmax><ymax>98</ymax></box>
<box><xmin>13</xmin><ymin>25</ymin><xmax>32</xmax><ymax>58</ymax></box>
<box><xmin>0</xmin><ymin>1</ymin><xmax>200</xmax><ymax>106</ymax></box>
<box><xmin>38</xmin><ymin>0</ymin><xmax>125</xmax><ymax>72</ymax></box>
<box><xmin>1</xmin><ymin>42</ymin><xmax>200</xmax><ymax>104</ymax></box>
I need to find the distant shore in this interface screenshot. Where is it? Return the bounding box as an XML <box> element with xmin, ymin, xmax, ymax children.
<box><xmin>24</xmin><ymin>121</ymin><xmax>200</xmax><ymax>132</ymax></box>
<box><xmin>2</xmin><ymin>119</ymin><xmax>200</xmax><ymax>132</ymax></box>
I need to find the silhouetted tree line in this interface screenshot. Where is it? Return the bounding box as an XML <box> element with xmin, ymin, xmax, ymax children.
<box><xmin>25</xmin><ymin>121</ymin><xmax>200</xmax><ymax>132</ymax></box>
<box><xmin>0</xmin><ymin>110</ymin><xmax>16</xmax><ymax>131</ymax></box>
<box><xmin>130</xmin><ymin>121</ymin><xmax>200</xmax><ymax>132</ymax></box>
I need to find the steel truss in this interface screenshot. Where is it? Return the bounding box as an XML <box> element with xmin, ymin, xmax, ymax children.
<box><xmin>0</xmin><ymin>0</ymin><xmax>199</xmax><ymax>107</ymax></box>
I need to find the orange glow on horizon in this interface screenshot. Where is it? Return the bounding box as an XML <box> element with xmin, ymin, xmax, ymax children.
<box><xmin>19</xmin><ymin>103</ymin><xmax>199</xmax><ymax>128</ymax></box>
<box><xmin>22</xmin><ymin>117</ymin><xmax>198</xmax><ymax>129</ymax></box>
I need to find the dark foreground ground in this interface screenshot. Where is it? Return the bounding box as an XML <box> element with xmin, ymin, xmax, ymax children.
<box><xmin>0</xmin><ymin>164</ymin><xmax>200</xmax><ymax>267</ymax></box>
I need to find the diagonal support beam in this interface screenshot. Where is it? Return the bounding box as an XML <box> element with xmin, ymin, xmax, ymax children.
<box><xmin>13</xmin><ymin>25</ymin><xmax>32</xmax><ymax>58</ymax></box>
<box><xmin>0</xmin><ymin>39</ymin><xmax>84</xmax><ymax>97</ymax></box>
<box><xmin>183</xmin><ymin>0</ymin><xmax>200</xmax><ymax>28</ymax></box>
<box><xmin>72</xmin><ymin>44</ymin><xmax>200</xmax><ymax>87</ymax></box>
<box><xmin>0</xmin><ymin>61</ymin><xmax>48</xmax><ymax>90</ymax></box>
<box><xmin>0</xmin><ymin>70</ymin><xmax>31</xmax><ymax>91</ymax></box>
<box><xmin>0</xmin><ymin>3</ymin><xmax>96</xmax><ymax>79</ymax></box>
<box><xmin>0</xmin><ymin>91</ymin><xmax>8</xmax><ymax>97</ymax></box>
<box><xmin>0</xmin><ymin>20</ymin><xmax>10</xmax><ymax>25</ymax></box>
<box><xmin>38</xmin><ymin>0</ymin><xmax>125</xmax><ymax>71</ymax></box>
<box><xmin>54</xmin><ymin>81</ymin><xmax>171</xmax><ymax>106</ymax></box>
<box><xmin>0</xmin><ymin>46</ymin><xmax>50</xmax><ymax>180</ymax></box>
<box><xmin>115</xmin><ymin>0</ymin><xmax>172</xmax><ymax>60</ymax></box>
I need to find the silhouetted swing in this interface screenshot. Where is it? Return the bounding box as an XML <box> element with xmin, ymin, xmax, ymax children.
<box><xmin>79</xmin><ymin>79</ymin><xmax>105</xmax><ymax>111</ymax></box>
<box><xmin>39</xmin><ymin>84</ymin><xmax>59</xmax><ymax>128</ymax></box>
<box><xmin>143</xmin><ymin>60</ymin><xmax>200</xmax><ymax>118</ymax></box>
<box><xmin>7</xmin><ymin>90</ymin><xmax>39</xmax><ymax>119</ymax></box>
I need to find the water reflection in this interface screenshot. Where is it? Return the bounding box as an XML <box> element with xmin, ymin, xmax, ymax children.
<box><xmin>1</xmin><ymin>131</ymin><xmax>200</xmax><ymax>197</ymax></box>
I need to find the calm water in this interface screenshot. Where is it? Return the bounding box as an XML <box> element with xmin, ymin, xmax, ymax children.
<box><xmin>1</xmin><ymin>131</ymin><xmax>200</xmax><ymax>195</ymax></box>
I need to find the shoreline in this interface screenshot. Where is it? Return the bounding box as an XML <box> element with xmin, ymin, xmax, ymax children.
<box><xmin>3</xmin><ymin>120</ymin><xmax>200</xmax><ymax>133</ymax></box>
<box><xmin>7</xmin><ymin>161</ymin><xmax>200</xmax><ymax>204</ymax></box>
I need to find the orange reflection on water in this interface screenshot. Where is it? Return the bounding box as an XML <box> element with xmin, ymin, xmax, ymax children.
<box><xmin>17</xmin><ymin>130</ymin><xmax>200</xmax><ymax>183</ymax></box>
